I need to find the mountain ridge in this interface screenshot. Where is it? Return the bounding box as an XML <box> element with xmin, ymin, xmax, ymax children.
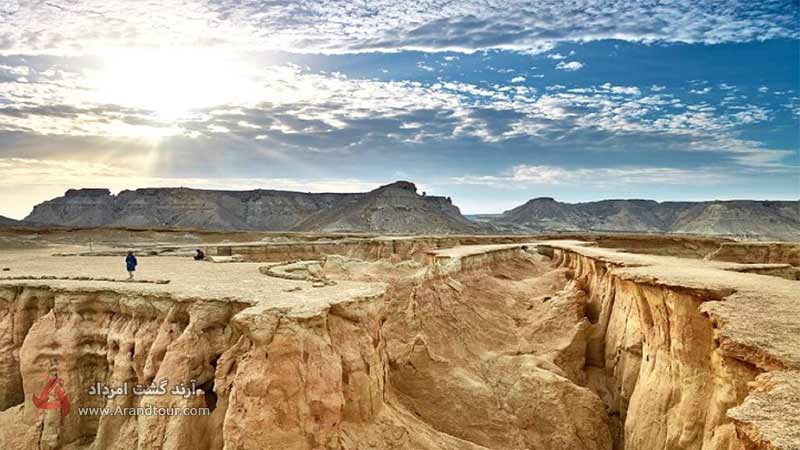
<box><xmin>0</xmin><ymin>215</ymin><xmax>21</xmax><ymax>226</ymax></box>
<box><xmin>488</xmin><ymin>197</ymin><xmax>800</xmax><ymax>240</ymax></box>
<box><xmin>23</xmin><ymin>181</ymin><xmax>478</xmax><ymax>234</ymax></box>
<box><xmin>20</xmin><ymin>186</ymin><xmax>800</xmax><ymax>239</ymax></box>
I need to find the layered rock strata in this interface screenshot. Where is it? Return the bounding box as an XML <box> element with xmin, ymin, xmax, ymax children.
<box><xmin>544</xmin><ymin>241</ymin><xmax>800</xmax><ymax>450</ymax></box>
<box><xmin>1</xmin><ymin>239</ymin><xmax>797</xmax><ymax>450</ymax></box>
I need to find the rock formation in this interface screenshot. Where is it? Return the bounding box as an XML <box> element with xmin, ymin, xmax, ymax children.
<box><xmin>486</xmin><ymin>198</ymin><xmax>800</xmax><ymax>240</ymax></box>
<box><xmin>23</xmin><ymin>185</ymin><xmax>800</xmax><ymax>239</ymax></box>
<box><xmin>0</xmin><ymin>215</ymin><xmax>21</xmax><ymax>227</ymax></box>
<box><xmin>23</xmin><ymin>182</ymin><xmax>477</xmax><ymax>234</ymax></box>
<box><xmin>0</xmin><ymin>235</ymin><xmax>797</xmax><ymax>450</ymax></box>
<box><xmin>294</xmin><ymin>181</ymin><xmax>475</xmax><ymax>233</ymax></box>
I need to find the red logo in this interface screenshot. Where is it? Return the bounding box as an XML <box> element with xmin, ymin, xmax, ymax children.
<box><xmin>32</xmin><ymin>376</ymin><xmax>70</xmax><ymax>419</ymax></box>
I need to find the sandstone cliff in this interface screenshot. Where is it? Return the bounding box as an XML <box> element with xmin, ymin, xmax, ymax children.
<box><xmin>0</xmin><ymin>238</ymin><xmax>797</xmax><ymax>450</ymax></box>
<box><xmin>23</xmin><ymin>182</ymin><xmax>477</xmax><ymax>234</ymax></box>
<box><xmin>0</xmin><ymin>243</ymin><xmax>609</xmax><ymax>450</ymax></box>
<box><xmin>488</xmin><ymin>198</ymin><xmax>800</xmax><ymax>240</ymax></box>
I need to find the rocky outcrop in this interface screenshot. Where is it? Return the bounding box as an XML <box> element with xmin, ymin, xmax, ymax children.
<box><xmin>0</xmin><ymin>245</ymin><xmax>611</xmax><ymax>450</ymax></box>
<box><xmin>487</xmin><ymin>198</ymin><xmax>800</xmax><ymax>240</ymax></box>
<box><xmin>296</xmin><ymin>181</ymin><xmax>476</xmax><ymax>233</ymax></box>
<box><xmin>0</xmin><ymin>283</ymin><xmax>485</xmax><ymax>450</ymax></box>
<box><xmin>1</xmin><ymin>238</ymin><xmax>798</xmax><ymax>450</ymax></box>
<box><xmin>544</xmin><ymin>241</ymin><xmax>800</xmax><ymax>450</ymax></box>
<box><xmin>706</xmin><ymin>242</ymin><xmax>800</xmax><ymax>266</ymax></box>
<box><xmin>23</xmin><ymin>182</ymin><xmax>477</xmax><ymax>234</ymax></box>
<box><xmin>381</xmin><ymin>253</ymin><xmax>612</xmax><ymax>450</ymax></box>
<box><xmin>215</xmin><ymin>236</ymin><xmax>474</xmax><ymax>263</ymax></box>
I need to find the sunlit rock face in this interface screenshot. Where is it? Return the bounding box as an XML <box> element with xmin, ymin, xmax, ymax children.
<box><xmin>1</xmin><ymin>287</ymin><xmax>246</xmax><ymax>450</ymax></box>
<box><xmin>0</xmin><ymin>237</ymin><xmax>797</xmax><ymax>450</ymax></box>
<box><xmin>381</xmin><ymin>255</ymin><xmax>613</xmax><ymax>450</ymax></box>
<box><xmin>1</xmin><ymin>249</ymin><xmax>608</xmax><ymax>450</ymax></box>
<box><xmin>553</xmin><ymin>250</ymin><xmax>758</xmax><ymax>450</ymax></box>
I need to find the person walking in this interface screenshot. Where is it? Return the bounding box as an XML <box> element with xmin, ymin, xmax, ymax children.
<box><xmin>125</xmin><ymin>251</ymin><xmax>138</xmax><ymax>281</ymax></box>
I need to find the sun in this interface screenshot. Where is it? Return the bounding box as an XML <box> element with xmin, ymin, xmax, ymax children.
<box><xmin>90</xmin><ymin>48</ymin><xmax>256</xmax><ymax>120</ymax></box>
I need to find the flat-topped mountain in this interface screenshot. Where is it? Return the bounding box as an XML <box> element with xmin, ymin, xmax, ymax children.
<box><xmin>24</xmin><ymin>181</ymin><xmax>478</xmax><ymax>234</ymax></box>
<box><xmin>488</xmin><ymin>197</ymin><xmax>800</xmax><ymax>240</ymax></box>
<box><xmin>21</xmin><ymin>186</ymin><xmax>800</xmax><ymax>239</ymax></box>
<box><xmin>295</xmin><ymin>181</ymin><xmax>475</xmax><ymax>233</ymax></box>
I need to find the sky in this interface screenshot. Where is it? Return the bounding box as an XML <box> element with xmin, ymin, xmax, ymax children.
<box><xmin>0</xmin><ymin>0</ymin><xmax>798</xmax><ymax>219</ymax></box>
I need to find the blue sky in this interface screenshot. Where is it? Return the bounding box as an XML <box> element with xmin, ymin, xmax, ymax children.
<box><xmin>0</xmin><ymin>0</ymin><xmax>798</xmax><ymax>218</ymax></box>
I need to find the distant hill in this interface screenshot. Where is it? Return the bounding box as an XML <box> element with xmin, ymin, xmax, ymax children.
<box><xmin>0</xmin><ymin>215</ymin><xmax>21</xmax><ymax>227</ymax></box>
<box><xmin>483</xmin><ymin>198</ymin><xmax>800</xmax><ymax>240</ymax></box>
<box><xmin>22</xmin><ymin>186</ymin><xmax>800</xmax><ymax>239</ymax></box>
<box><xmin>295</xmin><ymin>181</ymin><xmax>476</xmax><ymax>233</ymax></box>
<box><xmin>24</xmin><ymin>181</ymin><xmax>478</xmax><ymax>234</ymax></box>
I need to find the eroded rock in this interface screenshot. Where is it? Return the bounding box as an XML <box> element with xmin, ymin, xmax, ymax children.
<box><xmin>0</xmin><ymin>238</ymin><xmax>797</xmax><ymax>450</ymax></box>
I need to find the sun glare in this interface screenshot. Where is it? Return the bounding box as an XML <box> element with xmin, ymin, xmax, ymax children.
<box><xmin>90</xmin><ymin>48</ymin><xmax>256</xmax><ymax>120</ymax></box>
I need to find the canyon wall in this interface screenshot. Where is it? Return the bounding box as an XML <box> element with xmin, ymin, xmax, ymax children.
<box><xmin>215</xmin><ymin>236</ymin><xmax>532</xmax><ymax>263</ymax></box>
<box><xmin>553</xmin><ymin>250</ymin><xmax>755</xmax><ymax>449</ymax></box>
<box><xmin>0</xmin><ymin>247</ymin><xmax>613</xmax><ymax>450</ymax></box>
<box><xmin>0</xmin><ymin>283</ymin><xmax>493</xmax><ymax>450</ymax></box>
<box><xmin>0</xmin><ymin>285</ymin><xmax>250</xmax><ymax>450</ymax></box>
<box><xmin>1</xmin><ymin>240</ymin><xmax>797</xmax><ymax>450</ymax></box>
<box><xmin>546</xmin><ymin>243</ymin><xmax>799</xmax><ymax>450</ymax></box>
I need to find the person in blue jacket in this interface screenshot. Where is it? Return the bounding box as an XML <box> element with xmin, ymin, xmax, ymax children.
<box><xmin>126</xmin><ymin>251</ymin><xmax>138</xmax><ymax>281</ymax></box>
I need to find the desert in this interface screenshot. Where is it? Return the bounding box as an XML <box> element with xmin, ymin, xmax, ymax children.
<box><xmin>1</xmin><ymin>1</ymin><xmax>798</xmax><ymax>449</ymax></box>
<box><xmin>0</xmin><ymin>224</ymin><xmax>798</xmax><ymax>450</ymax></box>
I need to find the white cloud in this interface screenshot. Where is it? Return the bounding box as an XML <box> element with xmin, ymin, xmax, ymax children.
<box><xmin>556</xmin><ymin>61</ymin><xmax>584</xmax><ymax>71</ymax></box>
<box><xmin>786</xmin><ymin>96</ymin><xmax>800</xmax><ymax>117</ymax></box>
<box><xmin>546</xmin><ymin>53</ymin><xmax>567</xmax><ymax>60</ymax></box>
<box><xmin>758</xmin><ymin>86</ymin><xmax>769</xmax><ymax>93</ymax></box>
<box><xmin>1</xmin><ymin>0</ymin><xmax>796</xmax><ymax>56</ymax></box>
<box><xmin>690</xmin><ymin>87</ymin><xmax>712</xmax><ymax>94</ymax></box>
<box><xmin>0</xmin><ymin>61</ymin><xmax>789</xmax><ymax>171</ymax></box>
<box><xmin>510</xmin><ymin>76</ymin><xmax>526</xmax><ymax>83</ymax></box>
<box><xmin>0</xmin><ymin>63</ymin><xmax>495</xmax><ymax>143</ymax></box>
<box><xmin>449</xmin><ymin>164</ymin><xmax>731</xmax><ymax>187</ymax></box>
<box><xmin>599</xmin><ymin>83</ymin><xmax>640</xmax><ymax>96</ymax></box>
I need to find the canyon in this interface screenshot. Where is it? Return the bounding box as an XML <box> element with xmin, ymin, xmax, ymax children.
<box><xmin>0</xmin><ymin>230</ymin><xmax>797</xmax><ymax>450</ymax></box>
